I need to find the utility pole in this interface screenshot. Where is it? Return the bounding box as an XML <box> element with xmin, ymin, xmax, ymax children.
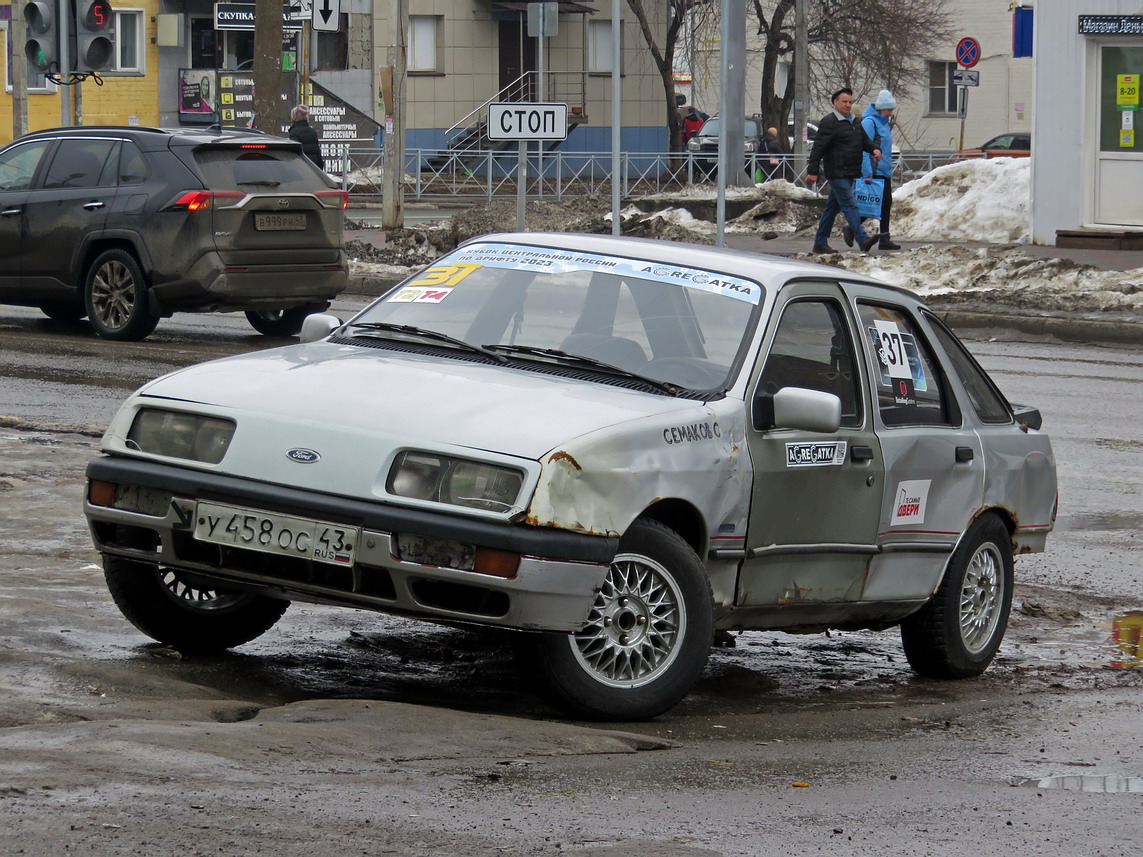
<box><xmin>253</xmin><ymin>0</ymin><xmax>285</xmax><ymax>132</ymax></box>
<box><xmin>793</xmin><ymin>0</ymin><xmax>809</xmax><ymax>159</ymax></box>
<box><xmin>381</xmin><ymin>0</ymin><xmax>407</xmax><ymax>228</ymax></box>
<box><xmin>12</xmin><ymin>13</ymin><xmax>28</xmax><ymax>137</ymax></box>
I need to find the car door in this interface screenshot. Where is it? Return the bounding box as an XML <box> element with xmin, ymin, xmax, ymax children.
<box><xmin>18</xmin><ymin>137</ymin><xmax>119</xmax><ymax>299</ymax></box>
<box><xmin>738</xmin><ymin>283</ymin><xmax>884</xmax><ymax>608</ymax></box>
<box><xmin>845</xmin><ymin>287</ymin><xmax>985</xmax><ymax>602</ymax></box>
<box><xmin>0</xmin><ymin>138</ymin><xmax>52</xmax><ymax>300</ymax></box>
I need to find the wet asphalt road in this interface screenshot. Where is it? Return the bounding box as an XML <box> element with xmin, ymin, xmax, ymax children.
<box><xmin>0</xmin><ymin>306</ymin><xmax>1141</xmax><ymax>855</ymax></box>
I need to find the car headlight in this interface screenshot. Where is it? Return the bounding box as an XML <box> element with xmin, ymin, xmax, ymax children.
<box><xmin>744</xmin><ymin>141</ymin><xmax>756</xmax><ymax>152</ymax></box>
<box><xmin>387</xmin><ymin>451</ymin><xmax>525</xmax><ymax>513</ymax></box>
<box><xmin>687</xmin><ymin>139</ymin><xmax>700</xmax><ymax>152</ymax></box>
<box><xmin>126</xmin><ymin>409</ymin><xmax>235</xmax><ymax>464</ymax></box>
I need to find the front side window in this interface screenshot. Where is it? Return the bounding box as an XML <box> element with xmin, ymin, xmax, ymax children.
<box><xmin>760</xmin><ymin>298</ymin><xmax>863</xmax><ymax>428</ymax></box>
<box><xmin>0</xmin><ymin>139</ymin><xmax>51</xmax><ymax>191</ymax></box>
<box><xmin>927</xmin><ymin>60</ymin><xmax>957</xmax><ymax>115</ymax></box>
<box><xmin>858</xmin><ymin>303</ymin><xmax>951</xmax><ymax>427</ymax></box>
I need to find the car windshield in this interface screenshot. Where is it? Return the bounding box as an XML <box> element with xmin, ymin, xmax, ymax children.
<box><xmin>698</xmin><ymin>118</ymin><xmax>762</xmax><ymax>138</ymax></box>
<box><xmin>348</xmin><ymin>241</ymin><xmax>764</xmax><ymax>394</ymax></box>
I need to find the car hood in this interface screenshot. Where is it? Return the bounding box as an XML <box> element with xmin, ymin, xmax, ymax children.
<box><xmin>133</xmin><ymin>341</ymin><xmax>708</xmax><ymax>461</ymax></box>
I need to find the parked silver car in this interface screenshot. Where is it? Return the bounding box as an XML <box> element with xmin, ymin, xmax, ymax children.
<box><xmin>85</xmin><ymin>234</ymin><xmax>1057</xmax><ymax>720</ymax></box>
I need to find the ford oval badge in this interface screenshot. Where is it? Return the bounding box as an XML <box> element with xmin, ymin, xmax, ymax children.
<box><xmin>286</xmin><ymin>448</ymin><xmax>320</xmax><ymax>463</ymax></box>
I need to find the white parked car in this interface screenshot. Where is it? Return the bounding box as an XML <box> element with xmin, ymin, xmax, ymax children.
<box><xmin>85</xmin><ymin>234</ymin><xmax>1057</xmax><ymax>720</ymax></box>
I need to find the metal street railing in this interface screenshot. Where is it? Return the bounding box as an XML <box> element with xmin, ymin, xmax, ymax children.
<box><xmin>334</xmin><ymin>148</ymin><xmax>956</xmax><ymax>203</ymax></box>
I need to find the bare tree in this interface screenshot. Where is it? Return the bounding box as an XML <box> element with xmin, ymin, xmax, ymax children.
<box><xmin>625</xmin><ymin>0</ymin><xmax>712</xmax><ymax>153</ymax></box>
<box><xmin>683</xmin><ymin>0</ymin><xmax>954</xmax><ymax>150</ymax></box>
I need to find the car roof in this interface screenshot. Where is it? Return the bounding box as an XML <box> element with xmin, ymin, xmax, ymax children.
<box><xmin>466</xmin><ymin>232</ymin><xmax>914</xmax><ymax>298</ymax></box>
<box><xmin>11</xmin><ymin>126</ymin><xmax>298</xmax><ymax>151</ymax></box>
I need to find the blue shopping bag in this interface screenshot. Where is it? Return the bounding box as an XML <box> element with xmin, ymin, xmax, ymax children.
<box><xmin>854</xmin><ymin>179</ymin><xmax>885</xmax><ymax>219</ymax></box>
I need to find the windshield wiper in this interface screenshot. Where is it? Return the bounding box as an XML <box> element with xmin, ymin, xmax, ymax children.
<box><xmin>482</xmin><ymin>344</ymin><xmax>682</xmax><ymax>396</ymax></box>
<box><xmin>347</xmin><ymin>322</ymin><xmax>507</xmax><ymax>362</ymax></box>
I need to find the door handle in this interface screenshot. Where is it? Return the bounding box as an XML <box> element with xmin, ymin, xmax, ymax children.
<box><xmin>82</xmin><ymin>201</ymin><xmax>106</xmax><ymax>210</ymax></box>
<box><xmin>851</xmin><ymin>445</ymin><xmax>874</xmax><ymax>462</ymax></box>
<box><xmin>1</xmin><ymin>208</ymin><xmax>22</xmax><ymax>216</ymax></box>
<box><xmin>955</xmin><ymin>446</ymin><xmax>974</xmax><ymax>462</ymax></box>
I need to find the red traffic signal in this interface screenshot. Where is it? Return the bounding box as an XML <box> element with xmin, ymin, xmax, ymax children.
<box><xmin>83</xmin><ymin>0</ymin><xmax>112</xmax><ymax>31</ymax></box>
<box><xmin>75</xmin><ymin>0</ymin><xmax>115</xmax><ymax>72</ymax></box>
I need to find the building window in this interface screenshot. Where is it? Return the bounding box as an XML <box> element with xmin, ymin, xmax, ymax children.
<box><xmin>113</xmin><ymin>9</ymin><xmax>144</xmax><ymax>73</ymax></box>
<box><xmin>4</xmin><ymin>23</ymin><xmax>57</xmax><ymax>92</ymax></box>
<box><xmin>587</xmin><ymin>19</ymin><xmax>621</xmax><ymax>73</ymax></box>
<box><xmin>407</xmin><ymin>16</ymin><xmax>441</xmax><ymax>72</ymax></box>
<box><xmin>315</xmin><ymin>26</ymin><xmax>348</xmax><ymax>69</ymax></box>
<box><xmin>927</xmin><ymin>61</ymin><xmax>957</xmax><ymax>115</ymax></box>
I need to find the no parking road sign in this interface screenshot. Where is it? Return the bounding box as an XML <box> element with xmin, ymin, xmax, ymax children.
<box><xmin>956</xmin><ymin>37</ymin><xmax>981</xmax><ymax>69</ymax></box>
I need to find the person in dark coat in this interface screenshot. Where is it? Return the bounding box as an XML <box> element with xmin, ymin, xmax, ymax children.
<box><xmin>805</xmin><ymin>88</ymin><xmax>882</xmax><ymax>254</ymax></box>
<box><xmin>288</xmin><ymin>105</ymin><xmax>324</xmax><ymax>169</ymax></box>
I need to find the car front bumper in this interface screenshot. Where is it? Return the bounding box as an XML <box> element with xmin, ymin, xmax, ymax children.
<box><xmin>85</xmin><ymin>455</ymin><xmax>616</xmax><ymax>633</ymax></box>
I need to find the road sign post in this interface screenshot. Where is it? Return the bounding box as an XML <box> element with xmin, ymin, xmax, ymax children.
<box><xmin>488</xmin><ymin>102</ymin><xmax>569</xmax><ymax>229</ymax></box>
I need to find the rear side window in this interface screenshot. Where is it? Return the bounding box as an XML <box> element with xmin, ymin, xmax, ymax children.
<box><xmin>0</xmin><ymin>139</ymin><xmax>51</xmax><ymax>191</ymax></box>
<box><xmin>925</xmin><ymin>313</ymin><xmax>1013</xmax><ymax>424</ymax></box>
<box><xmin>857</xmin><ymin>303</ymin><xmax>953</xmax><ymax>427</ymax></box>
<box><xmin>118</xmin><ymin>142</ymin><xmax>149</xmax><ymax>185</ymax></box>
<box><xmin>43</xmin><ymin>139</ymin><xmax>119</xmax><ymax>189</ymax></box>
<box><xmin>191</xmin><ymin>148</ymin><xmax>327</xmax><ymax>192</ymax></box>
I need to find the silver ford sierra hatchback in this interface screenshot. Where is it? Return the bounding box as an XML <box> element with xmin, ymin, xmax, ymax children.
<box><xmin>85</xmin><ymin>233</ymin><xmax>1057</xmax><ymax>720</ymax></box>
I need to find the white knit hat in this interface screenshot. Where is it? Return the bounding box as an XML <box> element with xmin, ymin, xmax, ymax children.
<box><xmin>874</xmin><ymin>90</ymin><xmax>896</xmax><ymax>110</ymax></box>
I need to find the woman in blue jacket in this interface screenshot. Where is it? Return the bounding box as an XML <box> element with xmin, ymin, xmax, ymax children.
<box><xmin>845</xmin><ymin>90</ymin><xmax>900</xmax><ymax>251</ymax></box>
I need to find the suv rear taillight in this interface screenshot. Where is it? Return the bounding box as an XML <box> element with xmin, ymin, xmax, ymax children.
<box><xmin>315</xmin><ymin>190</ymin><xmax>349</xmax><ymax>209</ymax></box>
<box><xmin>169</xmin><ymin>191</ymin><xmax>245</xmax><ymax>211</ymax></box>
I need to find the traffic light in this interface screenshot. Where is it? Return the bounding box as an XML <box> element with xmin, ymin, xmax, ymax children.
<box><xmin>23</xmin><ymin>0</ymin><xmax>60</xmax><ymax>73</ymax></box>
<box><xmin>73</xmin><ymin>0</ymin><xmax>115</xmax><ymax>72</ymax></box>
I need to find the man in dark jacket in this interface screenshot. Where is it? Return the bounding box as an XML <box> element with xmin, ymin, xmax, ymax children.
<box><xmin>805</xmin><ymin>88</ymin><xmax>882</xmax><ymax>254</ymax></box>
<box><xmin>288</xmin><ymin>105</ymin><xmax>325</xmax><ymax>169</ymax></box>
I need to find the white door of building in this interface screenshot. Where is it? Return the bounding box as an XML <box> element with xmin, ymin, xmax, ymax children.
<box><xmin>1094</xmin><ymin>44</ymin><xmax>1143</xmax><ymax>226</ymax></box>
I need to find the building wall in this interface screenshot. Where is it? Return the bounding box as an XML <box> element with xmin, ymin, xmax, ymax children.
<box><xmin>1031</xmin><ymin>0</ymin><xmax>1143</xmax><ymax>242</ymax></box>
<box><xmin>1</xmin><ymin>0</ymin><xmax>163</xmax><ymax>144</ymax></box>
<box><xmin>380</xmin><ymin>1</ymin><xmax>667</xmax><ymax>154</ymax></box>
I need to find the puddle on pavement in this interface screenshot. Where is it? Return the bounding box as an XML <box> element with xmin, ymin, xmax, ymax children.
<box><xmin>1017</xmin><ymin>775</ymin><xmax>1143</xmax><ymax>793</ymax></box>
<box><xmin>1109</xmin><ymin>611</ymin><xmax>1143</xmax><ymax>668</ymax></box>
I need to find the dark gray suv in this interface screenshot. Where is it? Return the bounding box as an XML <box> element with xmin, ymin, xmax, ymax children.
<box><xmin>0</xmin><ymin>126</ymin><xmax>348</xmax><ymax>340</ymax></box>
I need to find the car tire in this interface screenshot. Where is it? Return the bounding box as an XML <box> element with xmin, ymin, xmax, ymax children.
<box><xmin>244</xmin><ymin>307</ymin><xmax>313</xmax><ymax>337</ymax></box>
<box><xmin>38</xmin><ymin>303</ymin><xmax>86</xmax><ymax>321</ymax></box>
<box><xmin>514</xmin><ymin>518</ymin><xmax>714</xmax><ymax>721</ymax></box>
<box><xmin>84</xmin><ymin>249</ymin><xmax>159</xmax><ymax>341</ymax></box>
<box><xmin>900</xmin><ymin>514</ymin><xmax>1014</xmax><ymax>679</ymax></box>
<box><xmin>103</xmin><ymin>556</ymin><xmax>290</xmax><ymax>654</ymax></box>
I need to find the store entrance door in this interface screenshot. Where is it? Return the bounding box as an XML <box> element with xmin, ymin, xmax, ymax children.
<box><xmin>1094</xmin><ymin>45</ymin><xmax>1143</xmax><ymax>226</ymax></box>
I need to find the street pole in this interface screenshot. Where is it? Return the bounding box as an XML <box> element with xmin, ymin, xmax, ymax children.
<box><xmin>381</xmin><ymin>0</ymin><xmax>407</xmax><ymax>228</ymax></box>
<box><xmin>610</xmin><ymin>0</ymin><xmax>621</xmax><ymax>235</ymax></box>
<box><xmin>12</xmin><ymin>14</ymin><xmax>28</xmax><ymax>137</ymax></box>
<box><xmin>793</xmin><ymin>0</ymin><xmax>808</xmax><ymax>159</ymax></box>
<box><xmin>253</xmin><ymin>0</ymin><xmax>285</xmax><ymax>131</ymax></box>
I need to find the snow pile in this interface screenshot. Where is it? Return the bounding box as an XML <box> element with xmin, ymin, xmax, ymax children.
<box><xmin>891</xmin><ymin>158</ymin><xmax>1031</xmax><ymax>244</ymax></box>
<box><xmin>830</xmin><ymin>244</ymin><xmax>1143</xmax><ymax>313</ymax></box>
